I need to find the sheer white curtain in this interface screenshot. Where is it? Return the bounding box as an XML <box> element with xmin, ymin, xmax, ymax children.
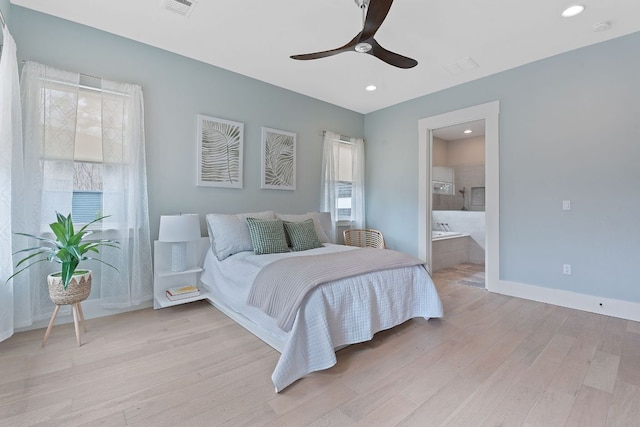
<box><xmin>99</xmin><ymin>79</ymin><xmax>153</xmax><ymax>308</ymax></box>
<box><xmin>350</xmin><ymin>135</ymin><xmax>365</xmax><ymax>229</ymax></box>
<box><xmin>17</xmin><ymin>62</ymin><xmax>152</xmax><ymax>328</ymax></box>
<box><xmin>0</xmin><ymin>26</ymin><xmax>23</xmax><ymax>341</ymax></box>
<box><xmin>320</xmin><ymin>131</ymin><xmax>340</xmax><ymax>227</ymax></box>
<box><xmin>320</xmin><ymin>131</ymin><xmax>366</xmax><ymax>229</ymax></box>
<box><xmin>17</xmin><ymin>63</ymin><xmax>79</xmax><ymax>327</ymax></box>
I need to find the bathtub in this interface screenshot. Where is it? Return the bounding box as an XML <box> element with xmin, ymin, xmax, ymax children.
<box><xmin>432</xmin><ymin>231</ymin><xmax>467</xmax><ymax>241</ymax></box>
<box><xmin>432</xmin><ymin>231</ymin><xmax>472</xmax><ymax>271</ymax></box>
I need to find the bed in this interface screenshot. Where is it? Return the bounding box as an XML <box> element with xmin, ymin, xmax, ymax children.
<box><xmin>200</xmin><ymin>211</ymin><xmax>443</xmax><ymax>392</ymax></box>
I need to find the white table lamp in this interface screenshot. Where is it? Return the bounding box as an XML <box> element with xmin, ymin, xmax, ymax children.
<box><xmin>158</xmin><ymin>214</ymin><xmax>201</xmax><ymax>272</ymax></box>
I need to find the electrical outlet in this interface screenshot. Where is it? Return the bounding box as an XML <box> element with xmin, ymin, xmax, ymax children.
<box><xmin>562</xmin><ymin>200</ymin><xmax>571</xmax><ymax>211</ymax></box>
<box><xmin>563</xmin><ymin>264</ymin><xmax>572</xmax><ymax>275</ymax></box>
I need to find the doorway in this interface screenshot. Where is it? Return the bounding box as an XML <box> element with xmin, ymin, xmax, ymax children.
<box><xmin>417</xmin><ymin>101</ymin><xmax>500</xmax><ymax>290</ymax></box>
<box><xmin>431</xmin><ymin>120</ymin><xmax>486</xmax><ymax>287</ymax></box>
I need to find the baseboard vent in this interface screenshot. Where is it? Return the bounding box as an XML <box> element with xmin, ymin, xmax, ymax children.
<box><xmin>162</xmin><ymin>0</ymin><xmax>197</xmax><ymax>17</ymax></box>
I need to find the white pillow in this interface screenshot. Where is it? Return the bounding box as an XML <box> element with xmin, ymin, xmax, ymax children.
<box><xmin>206</xmin><ymin>211</ymin><xmax>276</xmax><ymax>260</ymax></box>
<box><xmin>276</xmin><ymin>212</ymin><xmax>331</xmax><ymax>243</ymax></box>
<box><xmin>307</xmin><ymin>211</ymin><xmax>334</xmax><ymax>243</ymax></box>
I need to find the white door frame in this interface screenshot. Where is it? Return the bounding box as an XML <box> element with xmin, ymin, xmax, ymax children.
<box><xmin>418</xmin><ymin>101</ymin><xmax>500</xmax><ymax>289</ymax></box>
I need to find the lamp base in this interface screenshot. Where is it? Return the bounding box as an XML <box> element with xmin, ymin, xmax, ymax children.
<box><xmin>170</xmin><ymin>242</ymin><xmax>187</xmax><ymax>272</ymax></box>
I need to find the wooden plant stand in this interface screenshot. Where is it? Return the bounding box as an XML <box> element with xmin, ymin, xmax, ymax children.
<box><xmin>41</xmin><ymin>302</ymin><xmax>87</xmax><ymax>347</ymax></box>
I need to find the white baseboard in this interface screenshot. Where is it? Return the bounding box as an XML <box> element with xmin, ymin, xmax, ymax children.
<box><xmin>81</xmin><ymin>299</ymin><xmax>153</xmax><ymax>319</ymax></box>
<box><xmin>489</xmin><ymin>279</ymin><xmax>640</xmax><ymax>323</ymax></box>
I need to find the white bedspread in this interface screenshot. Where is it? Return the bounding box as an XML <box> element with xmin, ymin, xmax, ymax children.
<box><xmin>200</xmin><ymin>244</ymin><xmax>443</xmax><ymax>392</ymax></box>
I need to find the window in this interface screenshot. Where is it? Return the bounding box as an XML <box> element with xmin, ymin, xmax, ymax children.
<box><xmin>321</xmin><ymin>131</ymin><xmax>365</xmax><ymax>228</ymax></box>
<box><xmin>337</xmin><ymin>181</ymin><xmax>352</xmax><ymax>220</ymax></box>
<box><xmin>41</xmin><ymin>80</ymin><xmax>104</xmax><ymax>224</ymax></box>
<box><xmin>432</xmin><ymin>166</ymin><xmax>455</xmax><ymax>195</ymax></box>
<box><xmin>71</xmin><ymin>190</ymin><xmax>103</xmax><ymax>223</ymax></box>
<box><xmin>432</xmin><ymin>181</ymin><xmax>454</xmax><ymax>195</ymax></box>
<box><xmin>72</xmin><ymin>86</ymin><xmax>103</xmax><ymax>223</ymax></box>
<box><xmin>336</xmin><ymin>142</ymin><xmax>354</xmax><ymax>221</ymax></box>
<box><xmin>21</xmin><ymin>60</ymin><xmax>153</xmax><ymax>312</ymax></box>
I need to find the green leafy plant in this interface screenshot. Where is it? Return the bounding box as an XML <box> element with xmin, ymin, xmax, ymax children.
<box><xmin>8</xmin><ymin>212</ymin><xmax>120</xmax><ymax>290</ymax></box>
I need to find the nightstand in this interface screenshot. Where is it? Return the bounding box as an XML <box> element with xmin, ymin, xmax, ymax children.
<box><xmin>153</xmin><ymin>237</ymin><xmax>210</xmax><ymax>309</ymax></box>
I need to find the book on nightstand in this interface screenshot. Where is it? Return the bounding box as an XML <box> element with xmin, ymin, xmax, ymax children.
<box><xmin>165</xmin><ymin>285</ymin><xmax>201</xmax><ymax>301</ymax></box>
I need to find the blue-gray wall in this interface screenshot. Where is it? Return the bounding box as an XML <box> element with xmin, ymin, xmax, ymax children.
<box><xmin>0</xmin><ymin>0</ymin><xmax>10</xmax><ymax>39</ymax></box>
<box><xmin>365</xmin><ymin>31</ymin><xmax>640</xmax><ymax>303</ymax></box>
<box><xmin>9</xmin><ymin>6</ymin><xmax>364</xmax><ymax>240</ymax></box>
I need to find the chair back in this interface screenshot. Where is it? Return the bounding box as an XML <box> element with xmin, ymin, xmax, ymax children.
<box><xmin>343</xmin><ymin>228</ymin><xmax>386</xmax><ymax>249</ymax></box>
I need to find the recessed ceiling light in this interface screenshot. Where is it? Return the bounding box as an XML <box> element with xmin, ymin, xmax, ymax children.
<box><xmin>464</xmin><ymin>129</ymin><xmax>472</xmax><ymax>134</ymax></box>
<box><xmin>561</xmin><ymin>5</ymin><xmax>585</xmax><ymax>18</ymax></box>
<box><xmin>365</xmin><ymin>85</ymin><xmax>377</xmax><ymax>91</ymax></box>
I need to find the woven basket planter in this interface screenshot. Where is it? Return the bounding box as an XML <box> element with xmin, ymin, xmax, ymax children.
<box><xmin>47</xmin><ymin>270</ymin><xmax>92</xmax><ymax>305</ymax></box>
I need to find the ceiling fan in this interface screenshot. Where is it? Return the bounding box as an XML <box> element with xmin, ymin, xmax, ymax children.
<box><xmin>290</xmin><ymin>0</ymin><xmax>418</xmax><ymax>69</ymax></box>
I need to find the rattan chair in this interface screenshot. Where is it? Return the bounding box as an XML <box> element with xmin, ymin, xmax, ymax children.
<box><xmin>343</xmin><ymin>228</ymin><xmax>386</xmax><ymax>249</ymax></box>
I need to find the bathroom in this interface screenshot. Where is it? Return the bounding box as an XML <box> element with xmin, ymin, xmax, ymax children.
<box><xmin>431</xmin><ymin>120</ymin><xmax>486</xmax><ymax>284</ymax></box>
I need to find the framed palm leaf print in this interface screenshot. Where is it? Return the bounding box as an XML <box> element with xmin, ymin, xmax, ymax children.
<box><xmin>261</xmin><ymin>127</ymin><xmax>296</xmax><ymax>191</ymax></box>
<box><xmin>197</xmin><ymin>114</ymin><xmax>244</xmax><ymax>188</ymax></box>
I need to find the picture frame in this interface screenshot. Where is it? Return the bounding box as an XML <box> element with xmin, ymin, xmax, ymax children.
<box><xmin>196</xmin><ymin>114</ymin><xmax>244</xmax><ymax>188</ymax></box>
<box><xmin>261</xmin><ymin>127</ymin><xmax>296</xmax><ymax>191</ymax></box>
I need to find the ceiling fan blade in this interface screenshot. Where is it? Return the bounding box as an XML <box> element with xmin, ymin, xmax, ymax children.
<box><xmin>368</xmin><ymin>39</ymin><xmax>418</xmax><ymax>69</ymax></box>
<box><xmin>290</xmin><ymin>35</ymin><xmax>360</xmax><ymax>61</ymax></box>
<box><xmin>360</xmin><ymin>0</ymin><xmax>394</xmax><ymax>41</ymax></box>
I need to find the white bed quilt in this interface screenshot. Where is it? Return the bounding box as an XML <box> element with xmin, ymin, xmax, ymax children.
<box><xmin>200</xmin><ymin>244</ymin><xmax>443</xmax><ymax>392</ymax></box>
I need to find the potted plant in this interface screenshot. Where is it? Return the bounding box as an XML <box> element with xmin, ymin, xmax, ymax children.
<box><xmin>8</xmin><ymin>212</ymin><xmax>120</xmax><ymax>305</ymax></box>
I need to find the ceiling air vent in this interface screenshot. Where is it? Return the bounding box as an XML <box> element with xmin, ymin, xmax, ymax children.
<box><xmin>443</xmin><ymin>57</ymin><xmax>479</xmax><ymax>76</ymax></box>
<box><xmin>163</xmin><ymin>0</ymin><xmax>197</xmax><ymax>17</ymax></box>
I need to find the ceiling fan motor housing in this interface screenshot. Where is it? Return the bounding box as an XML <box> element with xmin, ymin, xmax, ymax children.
<box><xmin>355</xmin><ymin>42</ymin><xmax>372</xmax><ymax>53</ymax></box>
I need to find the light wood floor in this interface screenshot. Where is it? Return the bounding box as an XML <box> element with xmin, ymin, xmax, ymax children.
<box><xmin>2</xmin><ymin>264</ymin><xmax>640</xmax><ymax>426</ymax></box>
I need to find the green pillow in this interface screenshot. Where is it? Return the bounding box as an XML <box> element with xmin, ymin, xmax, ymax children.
<box><xmin>245</xmin><ymin>218</ymin><xmax>289</xmax><ymax>255</ymax></box>
<box><xmin>284</xmin><ymin>219</ymin><xmax>323</xmax><ymax>252</ymax></box>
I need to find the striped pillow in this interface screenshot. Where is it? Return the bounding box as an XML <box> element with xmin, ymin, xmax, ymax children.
<box><xmin>245</xmin><ymin>218</ymin><xmax>289</xmax><ymax>255</ymax></box>
<box><xmin>284</xmin><ymin>219</ymin><xmax>323</xmax><ymax>252</ymax></box>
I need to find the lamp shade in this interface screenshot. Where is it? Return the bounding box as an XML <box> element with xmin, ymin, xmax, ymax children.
<box><xmin>158</xmin><ymin>214</ymin><xmax>201</xmax><ymax>242</ymax></box>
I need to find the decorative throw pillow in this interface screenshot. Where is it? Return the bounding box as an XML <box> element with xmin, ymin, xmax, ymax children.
<box><xmin>245</xmin><ymin>218</ymin><xmax>289</xmax><ymax>255</ymax></box>
<box><xmin>276</xmin><ymin>213</ymin><xmax>330</xmax><ymax>243</ymax></box>
<box><xmin>206</xmin><ymin>211</ymin><xmax>275</xmax><ymax>260</ymax></box>
<box><xmin>283</xmin><ymin>219</ymin><xmax>323</xmax><ymax>252</ymax></box>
